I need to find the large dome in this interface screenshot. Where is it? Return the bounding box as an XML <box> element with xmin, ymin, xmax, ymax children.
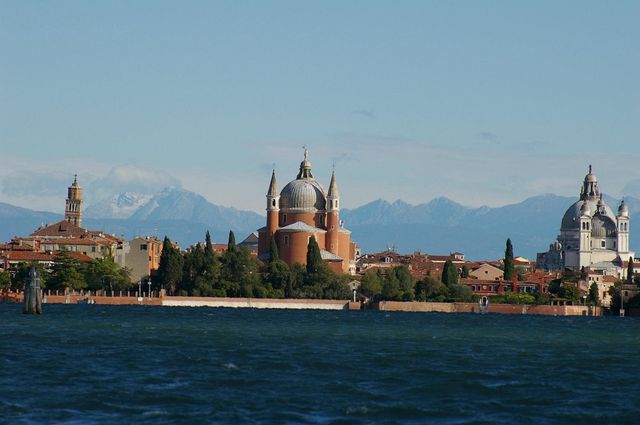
<box><xmin>280</xmin><ymin>179</ymin><xmax>326</xmax><ymax>212</ymax></box>
<box><xmin>561</xmin><ymin>199</ymin><xmax>616</xmax><ymax>230</ymax></box>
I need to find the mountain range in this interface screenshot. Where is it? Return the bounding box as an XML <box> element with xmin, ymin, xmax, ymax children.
<box><xmin>2</xmin><ymin>188</ymin><xmax>639</xmax><ymax>261</ymax></box>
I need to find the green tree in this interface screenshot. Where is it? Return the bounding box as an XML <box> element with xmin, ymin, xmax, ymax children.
<box><xmin>49</xmin><ymin>251</ymin><xmax>87</xmax><ymax>290</ymax></box>
<box><xmin>359</xmin><ymin>269</ymin><xmax>383</xmax><ymax>301</ymax></box>
<box><xmin>156</xmin><ymin>236</ymin><xmax>184</xmax><ymax>295</ymax></box>
<box><xmin>448</xmin><ymin>284</ymin><xmax>475</xmax><ymax>301</ymax></box>
<box><xmin>381</xmin><ymin>271</ymin><xmax>402</xmax><ymax>301</ymax></box>
<box><xmin>0</xmin><ymin>272</ymin><xmax>11</xmax><ymax>291</ymax></box>
<box><xmin>441</xmin><ymin>260</ymin><xmax>459</xmax><ymax>287</ymax></box>
<box><xmin>560</xmin><ymin>282</ymin><xmax>581</xmax><ymax>303</ymax></box>
<box><xmin>588</xmin><ymin>282</ymin><xmax>599</xmax><ymax>306</ymax></box>
<box><xmin>504</xmin><ymin>238</ymin><xmax>515</xmax><ymax>281</ymax></box>
<box><xmin>415</xmin><ymin>276</ymin><xmax>449</xmax><ymax>301</ymax></box>
<box><xmin>12</xmin><ymin>262</ymin><xmax>49</xmax><ymax>291</ymax></box>
<box><xmin>83</xmin><ymin>257</ymin><xmax>132</xmax><ymax>292</ymax></box>
<box><xmin>461</xmin><ymin>265</ymin><xmax>469</xmax><ymax>278</ymax></box>
<box><xmin>265</xmin><ymin>259</ymin><xmax>290</xmax><ymax>298</ymax></box>
<box><xmin>227</xmin><ymin>231</ymin><xmax>236</xmax><ymax>252</ymax></box>
<box><xmin>269</xmin><ymin>235</ymin><xmax>279</xmax><ymax>262</ymax></box>
<box><xmin>220</xmin><ymin>245</ymin><xmax>258</xmax><ymax>297</ymax></box>
<box><xmin>627</xmin><ymin>256</ymin><xmax>634</xmax><ymax>284</ymax></box>
<box><xmin>491</xmin><ymin>292</ymin><xmax>535</xmax><ymax>305</ymax></box>
<box><xmin>305</xmin><ymin>236</ymin><xmax>324</xmax><ymax>275</ymax></box>
<box><xmin>205</xmin><ymin>231</ymin><xmax>214</xmax><ymax>256</ymax></box>
<box><xmin>392</xmin><ymin>265</ymin><xmax>415</xmax><ymax>301</ymax></box>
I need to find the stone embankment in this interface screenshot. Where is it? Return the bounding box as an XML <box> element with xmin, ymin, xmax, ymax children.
<box><xmin>1</xmin><ymin>290</ymin><xmax>603</xmax><ymax>315</ymax></box>
<box><xmin>375</xmin><ymin>301</ymin><xmax>602</xmax><ymax>316</ymax></box>
<box><xmin>162</xmin><ymin>296</ymin><xmax>354</xmax><ymax>310</ymax></box>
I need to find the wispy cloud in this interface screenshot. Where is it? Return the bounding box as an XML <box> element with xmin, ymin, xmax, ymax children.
<box><xmin>352</xmin><ymin>109</ymin><xmax>377</xmax><ymax>120</ymax></box>
<box><xmin>477</xmin><ymin>131</ymin><xmax>498</xmax><ymax>142</ymax></box>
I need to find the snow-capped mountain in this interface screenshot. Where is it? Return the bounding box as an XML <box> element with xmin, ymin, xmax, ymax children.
<box><xmin>85</xmin><ymin>192</ymin><xmax>153</xmax><ymax>219</ymax></box>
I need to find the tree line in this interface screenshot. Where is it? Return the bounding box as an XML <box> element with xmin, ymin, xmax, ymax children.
<box><xmin>153</xmin><ymin>231</ymin><xmax>353</xmax><ymax>300</ymax></box>
<box><xmin>0</xmin><ymin>251</ymin><xmax>131</xmax><ymax>292</ymax></box>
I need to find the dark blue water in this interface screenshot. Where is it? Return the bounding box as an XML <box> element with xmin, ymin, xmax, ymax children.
<box><xmin>1</xmin><ymin>304</ymin><xmax>640</xmax><ymax>424</ymax></box>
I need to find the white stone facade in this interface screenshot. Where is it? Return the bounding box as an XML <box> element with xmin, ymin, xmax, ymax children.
<box><xmin>540</xmin><ymin>166</ymin><xmax>634</xmax><ymax>277</ymax></box>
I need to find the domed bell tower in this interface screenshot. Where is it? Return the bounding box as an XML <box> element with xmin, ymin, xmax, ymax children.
<box><xmin>326</xmin><ymin>170</ymin><xmax>340</xmax><ymax>255</ymax></box>
<box><xmin>579</xmin><ymin>201</ymin><xmax>591</xmax><ymax>267</ymax></box>
<box><xmin>65</xmin><ymin>174</ymin><xmax>83</xmax><ymax>228</ymax></box>
<box><xmin>617</xmin><ymin>200</ymin><xmax>630</xmax><ymax>255</ymax></box>
<box><xmin>266</xmin><ymin>170</ymin><xmax>280</xmax><ymax>237</ymax></box>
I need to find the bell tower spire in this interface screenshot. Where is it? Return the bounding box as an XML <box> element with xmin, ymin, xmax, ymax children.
<box><xmin>326</xmin><ymin>169</ymin><xmax>340</xmax><ymax>255</ymax></box>
<box><xmin>266</xmin><ymin>169</ymin><xmax>280</xmax><ymax>237</ymax></box>
<box><xmin>65</xmin><ymin>174</ymin><xmax>83</xmax><ymax>228</ymax></box>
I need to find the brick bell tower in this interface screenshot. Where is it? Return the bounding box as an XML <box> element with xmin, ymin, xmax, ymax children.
<box><xmin>266</xmin><ymin>170</ymin><xmax>280</xmax><ymax>237</ymax></box>
<box><xmin>65</xmin><ymin>174</ymin><xmax>83</xmax><ymax>228</ymax></box>
<box><xmin>326</xmin><ymin>169</ymin><xmax>340</xmax><ymax>255</ymax></box>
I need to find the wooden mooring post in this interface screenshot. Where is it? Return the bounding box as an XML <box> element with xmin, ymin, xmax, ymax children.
<box><xmin>23</xmin><ymin>267</ymin><xmax>43</xmax><ymax>314</ymax></box>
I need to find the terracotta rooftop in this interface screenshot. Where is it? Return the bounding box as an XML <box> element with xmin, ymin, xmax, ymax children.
<box><xmin>1</xmin><ymin>251</ymin><xmax>55</xmax><ymax>262</ymax></box>
<box><xmin>31</xmin><ymin>220</ymin><xmax>88</xmax><ymax>238</ymax></box>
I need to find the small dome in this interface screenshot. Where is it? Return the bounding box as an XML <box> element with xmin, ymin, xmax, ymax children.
<box><xmin>618</xmin><ymin>201</ymin><xmax>629</xmax><ymax>217</ymax></box>
<box><xmin>580</xmin><ymin>202</ymin><xmax>591</xmax><ymax>216</ymax></box>
<box><xmin>591</xmin><ymin>216</ymin><xmax>617</xmax><ymax>238</ymax></box>
<box><xmin>280</xmin><ymin>179</ymin><xmax>326</xmax><ymax>211</ymax></box>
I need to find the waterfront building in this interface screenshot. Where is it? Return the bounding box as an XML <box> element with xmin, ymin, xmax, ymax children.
<box><xmin>257</xmin><ymin>150</ymin><xmax>358</xmax><ymax>274</ymax></box>
<box><xmin>538</xmin><ymin>166</ymin><xmax>636</xmax><ymax>278</ymax></box>
<box><xmin>122</xmin><ymin>237</ymin><xmax>163</xmax><ymax>283</ymax></box>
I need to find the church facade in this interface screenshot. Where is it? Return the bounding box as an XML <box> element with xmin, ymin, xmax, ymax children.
<box><xmin>538</xmin><ymin>166</ymin><xmax>635</xmax><ymax>277</ymax></box>
<box><xmin>257</xmin><ymin>151</ymin><xmax>358</xmax><ymax>274</ymax></box>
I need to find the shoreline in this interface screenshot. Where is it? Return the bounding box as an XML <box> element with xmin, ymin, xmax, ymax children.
<box><xmin>1</xmin><ymin>291</ymin><xmax>602</xmax><ymax>316</ymax></box>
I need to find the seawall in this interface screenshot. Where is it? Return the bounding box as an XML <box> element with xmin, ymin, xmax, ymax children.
<box><xmin>375</xmin><ymin>301</ymin><xmax>602</xmax><ymax>316</ymax></box>
<box><xmin>162</xmin><ymin>296</ymin><xmax>351</xmax><ymax>310</ymax></box>
<box><xmin>1</xmin><ymin>291</ymin><xmax>603</xmax><ymax>316</ymax></box>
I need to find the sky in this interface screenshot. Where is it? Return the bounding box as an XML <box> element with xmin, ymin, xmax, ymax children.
<box><xmin>1</xmin><ymin>1</ymin><xmax>639</xmax><ymax>214</ymax></box>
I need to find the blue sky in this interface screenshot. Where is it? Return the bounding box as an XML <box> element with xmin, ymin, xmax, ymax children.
<box><xmin>1</xmin><ymin>1</ymin><xmax>639</xmax><ymax>213</ymax></box>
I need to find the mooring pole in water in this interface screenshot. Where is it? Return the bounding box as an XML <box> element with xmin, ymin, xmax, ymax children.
<box><xmin>23</xmin><ymin>266</ymin><xmax>43</xmax><ymax>315</ymax></box>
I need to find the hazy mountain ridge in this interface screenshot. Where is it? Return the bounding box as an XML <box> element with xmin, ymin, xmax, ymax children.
<box><xmin>2</xmin><ymin>192</ymin><xmax>640</xmax><ymax>260</ymax></box>
<box><xmin>342</xmin><ymin>194</ymin><xmax>640</xmax><ymax>260</ymax></box>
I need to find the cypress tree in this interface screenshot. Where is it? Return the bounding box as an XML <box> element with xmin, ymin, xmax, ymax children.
<box><xmin>306</xmin><ymin>236</ymin><xmax>323</xmax><ymax>274</ymax></box>
<box><xmin>461</xmin><ymin>265</ymin><xmax>469</xmax><ymax>278</ymax></box>
<box><xmin>156</xmin><ymin>236</ymin><xmax>183</xmax><ymax>295</ymax></box>
<box><xmin>504</xmin><ymin>238</ymin><xmax>515</xmax><ymax>281</ymax></box>
<box><xmin>269</xmin><ymin>235</ymin><xmax>279</xmax><ymax>261</ymax></box>
<box><xmin>227</xmin><ymin>230</ymin><xmax>236</xmax><ymax>252</ymax></box>
<box><xmin>441</xmin><ymin>260</ymin><xmax>458</xmax><ymax>287</ymax></box>
<box><xmin>588</xmin><ymin>282</ymin><xmax>599</xmax><ymax>306</ymax></box>
<box><xmin>627</xmin><ymin>256</ymin><xmax>634</xmax><ymax>284</ymax></box>
<box><xmin>205</xmin><ymin>231</ymin><xmax>214</xmax><ymax>257</ymax></box>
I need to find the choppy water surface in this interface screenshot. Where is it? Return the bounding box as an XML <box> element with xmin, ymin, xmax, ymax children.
<box><xmin>1</xmin><ymin>304</ymin><xmax>639</xmax><ymax>424</ymax></box>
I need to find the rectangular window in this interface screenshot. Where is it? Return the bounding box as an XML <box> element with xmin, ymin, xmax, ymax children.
<box><xmin>284</xmin><ymin>235</ymin><xmax>289</xmax><ymax>247</ymax></box>
<box><xmin>601</xmin><ymin>241</ymin><xmax>606</xmax><ymax>248</ymax></box>
<box><xmin>140</xmin><ymin>244</ymin><xmax>148</xmax><ymax>251</ymax></box>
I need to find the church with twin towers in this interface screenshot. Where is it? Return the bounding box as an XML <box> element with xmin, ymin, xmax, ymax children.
<box><xmin>539</xmin><ymin>165</ymin><xmax>635</xmax><ymax>277</ymax></box>
<box><xmin>257</xmin><ymin>149</ymin><xmax>358</xmax><ymax>274</ymax></box>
